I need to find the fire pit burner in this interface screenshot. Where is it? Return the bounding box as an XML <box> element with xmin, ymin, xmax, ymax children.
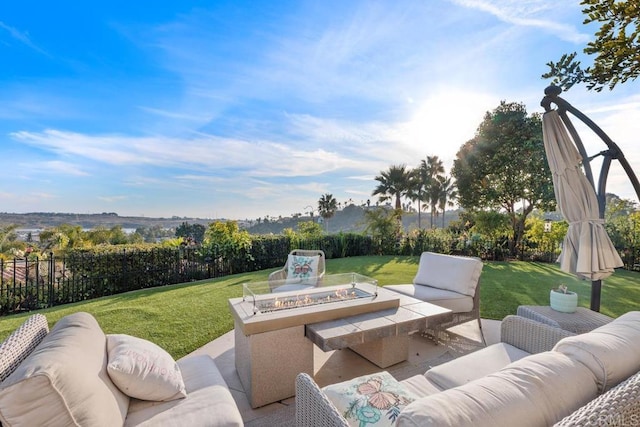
<box><xmin>241</xmin><ymin>272</ymin><xmax>380</xmax><ymax>316</ymax></box>
<box><xmin>254</xmin><ymin>287</ymin><xmax>372</xmax><ymax>314</ymax></box>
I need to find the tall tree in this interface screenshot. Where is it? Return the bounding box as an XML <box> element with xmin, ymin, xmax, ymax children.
<box><xmin>423</xmin><ymin>156</ymin><xmax>445</xmax><ymax>228</ymax></box>
<box><xmin>317</xmin><ymin>193</ymin><xmax>338</xmax><ymax>232</ymax></box>
<box><xmin>437</xmin><ymin>175</ymin><xmax>457</xmax><ymax>228</ymax></box>
<box><xmin>451</xmin><ymin>101</ymin><xmax>556</xmax><ymax>255</ymax></box>
<box><xmin>372</xmin><ymin>164</ymin><xmax>412</xmax><ymax>213</ymax></box>
<box><xmin>543</xmin><ymin>0</ymin><xmax>640</xmax><ymax>91</ymax></box>
<box><xmin>406</xmin><ymin>167</ymin><xmax>428</xmax><ymax>228</ymax></box>
<box><xmin>175</xmin><ymin>222</ymin><xmax>206</xmax><ymax>244</ymax></box>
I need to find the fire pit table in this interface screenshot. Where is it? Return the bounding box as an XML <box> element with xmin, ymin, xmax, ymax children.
<box><xmin>228</xmin><ymin>273</ymin><xmax>452</xmax><ymax>408</ymax></box>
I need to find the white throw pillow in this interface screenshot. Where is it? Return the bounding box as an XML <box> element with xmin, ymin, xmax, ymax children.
<box><xmin>286</xmin><ymin>254</ymin><xmax>320</xmax><ymax>285</ymax></box>
<box><xmin>106</xmin><ymin>334</ymin><xmax>187</xmax><ymax>401</ymax></box>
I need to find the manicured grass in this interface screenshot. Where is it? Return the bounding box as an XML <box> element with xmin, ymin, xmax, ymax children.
<box><xmin>1</xmin><ymin>256</ymin><xmax>638</xmax><ymax>359</ymax></box>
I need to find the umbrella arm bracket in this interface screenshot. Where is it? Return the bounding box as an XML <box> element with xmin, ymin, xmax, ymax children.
<box><xmin>541</xmin><ymin>85</ymin><xmax>640</xmax><ymax>212</ymax></box>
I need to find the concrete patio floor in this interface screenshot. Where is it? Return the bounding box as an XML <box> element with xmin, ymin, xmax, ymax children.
<box><xmin>188</xmin><ymin>318</ymin><xmax>501</xmax><ymax>426</ymax></box>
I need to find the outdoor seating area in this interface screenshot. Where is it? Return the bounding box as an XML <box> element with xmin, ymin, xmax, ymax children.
<box><xmin>296</xmin><ymin>311</ymin><xmax>640</xmax><ymax>426</ymax></box>
<box><xmin>1</xmin><ymin>298</ymin><xmax>640</xmax><ymax>425</ymax></box>
<box><xmin>0</xmin><ymin>312</ymin><xmax>243</xmax><ymax>427</ymax></box>
<box><xmin>1</xmin><ymin>251</ymin><xmax>639</xmax><ymax>426</ymax></box>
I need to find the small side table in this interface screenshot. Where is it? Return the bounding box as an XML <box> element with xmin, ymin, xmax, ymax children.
<box><xmin>516</xmin><ymin>305</ymin><xmax>613</xmax><ymax>334</ymax></box>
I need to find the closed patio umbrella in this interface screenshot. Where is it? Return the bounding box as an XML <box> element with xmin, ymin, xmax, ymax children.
<box><xmin>542</xmin><ymin>110</ymin><xmax>623</xmax><ymax>281</ymax></box>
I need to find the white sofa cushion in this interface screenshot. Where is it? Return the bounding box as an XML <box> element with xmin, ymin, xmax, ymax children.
<box><xmin>383</xmin><ymin>284</ymin><xmax>473</xmax><ymax>313</ymax></box>
<box><xmin>397</xmin><ymin>351</ymin><xmax>598</xmax><ymax>427</ymax></box>
<box><xmin>553</xmin><ymin>311</ymin><xmax>640</xmax><ymax>392</ymax></box>
<box><xmin>425</xmin><ymin>342</ymin><xmax>531</xmax><ymax>389</ymax></box>
<box><xmin>124</xmin><ymin>355</ymin><xmax>243</xmax><ymax>427</ymax></box>
<box><xmin>0</xmin><ymin>312</ymin><xmax>130</xmax><ymax>427</ymax></box>
<box><xmin>399</xmin><ymin>374</ymin><xmax>443</xmax><ymax>398</ymax></box>
<box><xmin>412</xmin><ymin>252</ymin><xmax>482</xmax><ymax>297</ymax></box>
<box><xmin>106</xmin><ymin>334</ymin><xmax>187</xmax><ymax>402</ymax></box>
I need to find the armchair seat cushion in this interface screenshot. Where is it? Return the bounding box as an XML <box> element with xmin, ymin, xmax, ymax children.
<box><xmin>124</xmin><ymin>355</ymin><xmax>243</xmax><ymax>427</ymax></box>
<box><xmin>425</xmin><ymin>342</ymin><xmax>530</xmax><ymax>390</ymax></box>
<box><xmin>384</xmin><ymin>284</ymin><xmax>472</xmax><ymax>313</ymax></box>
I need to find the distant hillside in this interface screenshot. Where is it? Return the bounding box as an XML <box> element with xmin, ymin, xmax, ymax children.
<box><xmin>0</xmin><ymin>212</ymin><xmax>213</xmax><ymax>230</ymax></box>
<box><xmin>1</xmin><ymin>207</ymin><xmax>461</xmax><ymax>234</ymax></box>
<box><xmin>245</xmin><ymin>205</ymin><xmax>461</xmax><ymax>235</ymax></box>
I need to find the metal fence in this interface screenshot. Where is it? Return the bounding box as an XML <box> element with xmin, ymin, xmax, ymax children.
<box><xmin>0</xmin><ymin>248</ymin><xmax>228</xmax><ymax>316</ymax></box>
<box><xmin>0</xmin><ymin>234</ymin><xmax>565</xmax><ymax>317</ymax></box>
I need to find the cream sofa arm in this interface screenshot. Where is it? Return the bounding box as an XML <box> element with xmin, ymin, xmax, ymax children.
<box><xmin>295</xmin><ymin>373</ymin><xmax>348</xmax><ymax>427</ymax></box>
<box><xmin>501</xmin><ymin>315</ymin><xmax>576</xmax><ymax>354</ymax></box>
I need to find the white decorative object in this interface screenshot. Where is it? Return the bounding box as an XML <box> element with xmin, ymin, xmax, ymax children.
<box><xmin>550</xmin><ymin>285</ymin><xmax>578</xmax><ymax>313</ymax></box>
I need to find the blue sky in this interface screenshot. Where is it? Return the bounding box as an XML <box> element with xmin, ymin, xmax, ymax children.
<box><xmin>2</xmin><ymin>1</ymin><xmax>639</xmax><ymax>220</ymax></box>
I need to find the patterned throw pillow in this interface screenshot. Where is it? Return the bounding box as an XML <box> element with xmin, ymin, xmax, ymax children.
<box><xmin>286</xmin><ymin>255</ymin><xmax>320</xmax><ymax>285</ymax></box>
<box><xmin>322</xmin><ymin>371</ymin><xmax>416</xmax><ymax>427</ymax></box>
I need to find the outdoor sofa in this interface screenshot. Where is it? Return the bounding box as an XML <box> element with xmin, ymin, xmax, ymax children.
<box><xmin>0</xmin><ymin>312</ymin><xmax>243</xmax><ymax>426</ymax></box>
<box><xmin>296</xmin><ymin>312</ymin><xmax>640</xmax><ymax>426</ymax></box>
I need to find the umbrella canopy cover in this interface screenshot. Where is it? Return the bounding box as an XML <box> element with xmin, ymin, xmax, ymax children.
<box><xmin>542</xmin><ymin>110</ymin><xmax>623</xmax><ymax>280</ymax></box>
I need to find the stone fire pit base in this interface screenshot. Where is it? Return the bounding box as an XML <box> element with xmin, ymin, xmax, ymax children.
<box><xmin>234</xmin><ymin>324</ymin><xmax>313</xmax><ymax>409</ymax></box>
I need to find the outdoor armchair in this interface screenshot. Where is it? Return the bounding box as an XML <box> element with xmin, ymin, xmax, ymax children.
<box><xmin>268</xmin><ymin>249</ymin><xmax>325</xmax><ymax>291</ymax></box>
<box><xmin>385</xmin><ymin>251</ymin><xmax>485</xmax><ymax>344</ymax></box>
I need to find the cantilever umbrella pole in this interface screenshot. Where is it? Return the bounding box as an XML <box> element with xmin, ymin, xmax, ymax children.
<box><xmin>541</xmin><ymin>85</ymin><xmax>640</xmax><ymax>312</ymax></box>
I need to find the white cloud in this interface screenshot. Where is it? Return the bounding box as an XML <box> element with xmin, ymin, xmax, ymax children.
<box><xmin>449</xmin><ymin>0</ymin><xmax>589</xmax><ymax>43</ymax></box>
<box><xmin>41</xmin><ymin>161</ymin><xmax>89</xmax><ymax>176</ymax></box>
<box><xmin>0</xmin><ymin>21</ymin><xmax>50</xmax><ymax>55</ymax></box>
<box><xmin>97</xmin><ymin>195</ymin><xmax>130</xmax><ymax>203</ymax></box>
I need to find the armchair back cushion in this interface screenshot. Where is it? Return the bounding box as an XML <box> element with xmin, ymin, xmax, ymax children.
<box><xmin>397</xmin><ymin>352</ymin><xmax>598</xmax><ymax>427</ymax></box>
<box><xmin>413</xmin><ymin>252</ymin><xmax>482</xmax><ymax>297</ymax></box>
<box><xmin>0</xmin><ymin>312</ymin><xmax>130</xmax><ymax>427</ymax></box>
<box><xmin>553</xmin><ymin>311</ymin><xmax>640</xmax><ymax>393</ymax></box>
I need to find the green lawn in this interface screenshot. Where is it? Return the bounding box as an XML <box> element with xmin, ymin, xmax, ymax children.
<box><xmin>1</xmin><ymin>256</ymin><xmax>638</xmax><ymax>359</ymax></box>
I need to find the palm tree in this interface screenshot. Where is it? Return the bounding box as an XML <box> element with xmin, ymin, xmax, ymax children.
<box><xmin>317</xmin><ymin>193</ymin><xmax>338</xmax><ymax>232</ymax></box>
<box><xmin>407</xmin><ymin>167</ymin><xmax>429</xmax><ymax>228</ymax></box>
<box><xmin>372</xmin><ymin>165</ymin><xmax>412</xmax><ymax>215</ymax></box>
<box><xmin>422</xmin><ymin>156</ymin><xmax>444</xmax><ymax>228</ymax></box>
<box><xmin>437</xmin><ymin>175</ymin><xmax>457</xmax><ymax>228</ymax></box>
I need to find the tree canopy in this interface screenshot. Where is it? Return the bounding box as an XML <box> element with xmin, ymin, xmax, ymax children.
<box><xmin>451</xmin><ymin>101</ymin><xmax>556</xmax><ymax>254</ymax></box>
<box><xmin>543</xmin><ymin>0</ymin><xmax>640</xmax><ymax>91</ymax></box>
<box><xmin>372</xmin><ymin>164</ymin><xmax>412</xmax><ymax>212</ymax></box>
<box><xmin>318</xmin><ymin>193</ymin><xmax>338</xmax><ymax>231</ymax></box>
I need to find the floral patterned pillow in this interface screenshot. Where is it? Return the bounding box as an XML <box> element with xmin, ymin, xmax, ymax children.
<box><xmin>286</xmin><ymin>255</ymin><xmax>320</xmax><ymax>285</ymax></box>
<box><xmin>322</xmin><ymin>371</ymin><xmax>416</xmax><ymax>426</ymax></box>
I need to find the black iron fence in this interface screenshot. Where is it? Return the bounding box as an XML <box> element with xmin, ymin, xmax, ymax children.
<box><xmin>0</xmin><ymin>234</ymin><xmax>377</xmax><ymax>316</ymax></box>
<box><xmin>0</xmin><ymin>233</ymin><xmax>564</xmax><ymax>316</ymax></box>
<box><xmin>0</xmin><ymin>248</ymin><xmax>227</xmax><ymax>315</ymax></box>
